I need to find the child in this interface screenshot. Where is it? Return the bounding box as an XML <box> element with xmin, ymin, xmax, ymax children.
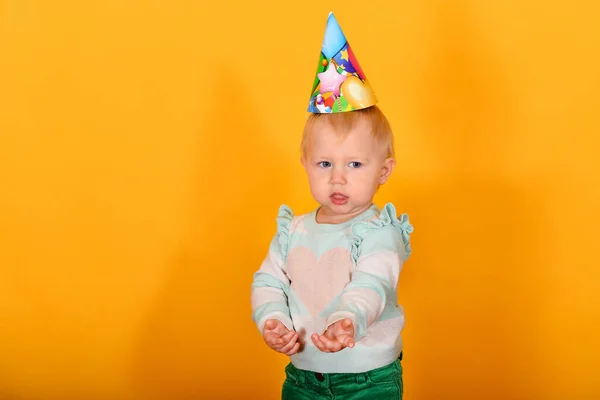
<box><xmin>251</xmin><ymin>13</ymin><xmax>412</xmax><ymax>400</ymax></box>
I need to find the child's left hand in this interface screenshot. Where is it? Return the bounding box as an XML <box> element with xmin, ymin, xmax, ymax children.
<box><xmin>311</xmin><ymin>318</ymin><xmax>355</xmax><ymax>353</ymax></box>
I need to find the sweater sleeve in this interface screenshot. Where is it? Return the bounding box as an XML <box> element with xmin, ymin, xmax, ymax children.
<box><xmin>325</xmin><ymin>203</ymin><xmax>413</xmax><ymax>340</ymax></box>
<box><xmin>251</xmin><ymin>205</ymin><xmax>294</xmax><ymax>333</ymax></box>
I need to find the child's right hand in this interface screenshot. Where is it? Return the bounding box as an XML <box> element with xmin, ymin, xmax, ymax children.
<box><xmin>262</xmin><ymin>319</ymin><xmax>300</xmax><ymax>356</ymax></box>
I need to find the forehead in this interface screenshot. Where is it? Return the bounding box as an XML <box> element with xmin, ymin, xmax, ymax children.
<box><xmin>307</xmin><ymin>117</ymin><xmax>374</xmax><ymax>151</ymax></box>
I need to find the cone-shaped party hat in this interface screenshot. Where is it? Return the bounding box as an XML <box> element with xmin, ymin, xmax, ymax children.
<box><xmin>307</xmin><ymin>12</ymin><xmax>377</xmax><ymax>113</ymax></box>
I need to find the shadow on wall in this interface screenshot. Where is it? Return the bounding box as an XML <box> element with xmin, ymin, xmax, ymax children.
<box><xmin>132</xmin><ymin>62</ymin><xmax>292</xmax><ymax>400</ymax></box>
<box><xmin>393</xmin><ymin>3</ymin><xmax>548</xmax><ymax>399</ymax></box>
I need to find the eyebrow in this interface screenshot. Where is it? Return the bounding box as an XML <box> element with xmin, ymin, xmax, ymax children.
<box><xmin>348</xmin><ymin>156</ymin><xmax>369</xmax><ymax>161</ymax></box>
<box><xmin>312</xmin><ymin>155</ymin><xmax>370</xmax><ymax>162</ymax></box>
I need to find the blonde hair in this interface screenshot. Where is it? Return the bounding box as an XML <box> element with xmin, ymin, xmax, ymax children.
<box><xmin>301</xmin><ymin>105</ymin><xmax>395</xmax><ymax>159</ymax></box>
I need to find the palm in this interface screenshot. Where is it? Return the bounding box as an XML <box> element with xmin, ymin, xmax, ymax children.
<box><xmin>325</xmin><ymin>319</ymin><xmax>354</xmax><ymax>342</ymax></box>
<box><xmin>264</xmin><ymin>320</ymin><xmax>288</xmax><ymax>340</ymax></box>
<box><xmin>311</xmin><ymin>318</ymin><xmax>355</xmax><ymax>352</ymax></box>
<box><xmin>262</xmin><ymin>319</ymin><xmax>300</xmax><ymax>356</ymax></box>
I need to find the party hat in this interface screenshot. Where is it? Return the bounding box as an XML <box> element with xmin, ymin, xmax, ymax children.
<box><xmin>307</xmin><ymin>12</ymin><xmax>378</xmax><ymax>113</ymax></box>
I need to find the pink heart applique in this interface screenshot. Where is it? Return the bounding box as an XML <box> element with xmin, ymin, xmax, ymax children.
<box><xmin>287</xmin><ymin>247</ymin><xmax>353</xmax><ymax>317</ymax></box>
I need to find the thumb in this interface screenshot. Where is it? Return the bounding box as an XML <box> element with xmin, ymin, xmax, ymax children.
<box><xmin>264</xmin><ymin>319</ymin><xmax>278</xmax><ymax>331</ymax></box>
<box><xmin>342</xmin><ymin>318</ymin><xmax>354</xmax><ymax>331</ymax></box>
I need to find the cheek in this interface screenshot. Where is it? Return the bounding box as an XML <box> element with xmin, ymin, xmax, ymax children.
<box><xmin>351</xmin><ymin>169</ymin><xmax>381</xmax><ymax>192</ymax></box>
<box><xmin>308</xmin><ymin>167</ymin><xmax>327</xmax><ymax>178</ymax></box>
<box><xmin>306</xmin><ymin>169</ymin><xmax>326</xmax><ymax>187</ymax></box>
<box><xmin>354</xmin><ymin>168</ymin><xmax>379</xmax><ymax>183</ymax></box>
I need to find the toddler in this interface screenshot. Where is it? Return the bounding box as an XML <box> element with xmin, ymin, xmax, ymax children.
<box><xmin>251</xmin><ymin>13</ymin><xmax>412</xmax><ymax>400</ymax></box>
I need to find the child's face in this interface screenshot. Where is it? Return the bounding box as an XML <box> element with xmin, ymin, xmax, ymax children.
<box><xmin>302</xmin><ymin>117</ymin><xmax>395</xmax><ymax>223</ymax></box>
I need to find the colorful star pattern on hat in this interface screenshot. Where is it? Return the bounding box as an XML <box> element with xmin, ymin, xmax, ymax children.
<box><xmin>317</xmin><ymin>63</ymin><xmax>347</xmax><ymax>97</ymax></box>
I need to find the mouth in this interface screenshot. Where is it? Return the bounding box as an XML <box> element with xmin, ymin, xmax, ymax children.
<box><xmin>330</xmin><ymin>192</ymin><xmax>348</xmax><ymax>205</ymax></box>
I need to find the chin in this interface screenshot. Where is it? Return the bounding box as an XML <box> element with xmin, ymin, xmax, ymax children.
<box><xmin>329</xmin><ymin>202</ymin><xmax>352</xmax><ymax>210</ymax></box>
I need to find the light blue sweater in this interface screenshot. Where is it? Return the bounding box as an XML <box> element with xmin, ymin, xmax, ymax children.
<box><xmin>251</xmin><ymin>203</ymin><xmax>413</xmax><ymax>373</ymax></box>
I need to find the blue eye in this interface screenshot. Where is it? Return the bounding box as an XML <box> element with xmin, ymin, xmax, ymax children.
<box><xmin>318</xmin><ymin>161</ymin><xmax>332</xmax><ymax>168</ymax></box>
<box><xmin>349</xmin><ymin>161</ymin><xmax>362</xmax><ymax>168</ymax></box>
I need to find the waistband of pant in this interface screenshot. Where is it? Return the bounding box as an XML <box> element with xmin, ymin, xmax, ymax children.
<box><xmin>285</xmin><ymin>352</ymin><xmax>402</xmax><ymax>387</ymax></box>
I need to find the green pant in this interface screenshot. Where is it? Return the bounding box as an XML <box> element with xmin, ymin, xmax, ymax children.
<box><xmin>281</xmin><ymin>358</ymin><xmax>403</xmax><ymax>400</ymax></box>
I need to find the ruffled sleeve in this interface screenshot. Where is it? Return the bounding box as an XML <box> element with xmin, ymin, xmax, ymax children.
<box><xmin>324</xmin><ymin>203</ymin><xmax>413</xmax><ymax>340</ymax></box>
<box><xmin>250</xmin><ymin>205</ymin><xmax>295</xmax><ymax>332</ymax></box>
<box><xmin>274</xmin><ymin>204</ymin><xmax>294</xmax><ymax>261</ymax></box>
<box><xmin>350</xmin><ymin>203</ymin><xmax>413</xmax><ymax>265</ymax></box>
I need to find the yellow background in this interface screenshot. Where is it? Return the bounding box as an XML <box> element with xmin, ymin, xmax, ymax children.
<box><xmin>1</xmin><ymin>0</ymin><xmax>599</xmax><ymax>399</ymax></box>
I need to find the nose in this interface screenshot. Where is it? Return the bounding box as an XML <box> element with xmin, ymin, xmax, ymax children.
<box><xmin>329</xmin><ymin>166</ymin><xmax>346</xmax><ymax>185</ymax></box>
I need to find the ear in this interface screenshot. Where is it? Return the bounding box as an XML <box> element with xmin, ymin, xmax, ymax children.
<box><xmin>379</xmin><ymin>157</ymin><xmax>396</xmax><ymax>185</ymax></box>
<box><xmin>301</xmin><ymin>155</ymin><xmax>307</xmax><ymax>169</ymax></box>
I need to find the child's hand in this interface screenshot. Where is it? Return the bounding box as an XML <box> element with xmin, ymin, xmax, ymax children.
<box><xmin>311</xmin><ymin>318</ymin><xmax>355</xmax><ymax>353</ymax></box>
<box><xmin>262</xmin><ymin>319</ymin><xmax>300</xmax><ymax>356</ymax></box>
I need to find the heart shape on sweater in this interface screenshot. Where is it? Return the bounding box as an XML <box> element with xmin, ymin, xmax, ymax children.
<box><xmin>287</xmin><ymin>247</ymin><xmax>353</xmax><ymax>317</ymax></box>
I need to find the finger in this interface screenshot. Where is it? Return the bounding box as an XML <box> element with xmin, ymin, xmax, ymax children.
<box><xmin>280</xmin><ymin>330</ymin><xmax>296</xmax><ymax>343</ymax></box>
<box><xmin>266</xmin><ymin>333</ymin><xmax>285</xmax><ymax>349</ymax></box>
<box><xmin>311</xmin><ymin>333</ymin><xmax>329</xmax><ymax>352</ymax></box>
<box><xmin>338</xmin><ymin>334</ymin><xmax>355</xmax><ymax>348</ymax></box>
<box><xmin>285</xmin><ymin>341</ymin><xmax>301</xmax><ymax>356</ymax></box>
<box><xmin>319</xmin><ymin>334</ymin><xmax>343</xmax><ymax>352</ymax></box>
<box><xmin>279</xmin><ymin>332</ymin><xmax>298</xmax><ymax>353</ymax></box>
<box><xmin>269</xmin><ymin>338</ymin><xmax>284</xmax><ymax>349</ymax></box>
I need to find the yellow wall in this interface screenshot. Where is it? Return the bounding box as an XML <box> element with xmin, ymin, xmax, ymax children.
<box><xmin>1</xmin><ymin>1</ymin><xmax>599</xmax><ymax>399</ymax></box>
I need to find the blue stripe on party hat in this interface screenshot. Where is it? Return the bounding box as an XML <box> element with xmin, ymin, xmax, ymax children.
<box><xmin>321</xmin><ymin>12</ymin><xmax>347</xmax><ymax>59</ymax></box>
